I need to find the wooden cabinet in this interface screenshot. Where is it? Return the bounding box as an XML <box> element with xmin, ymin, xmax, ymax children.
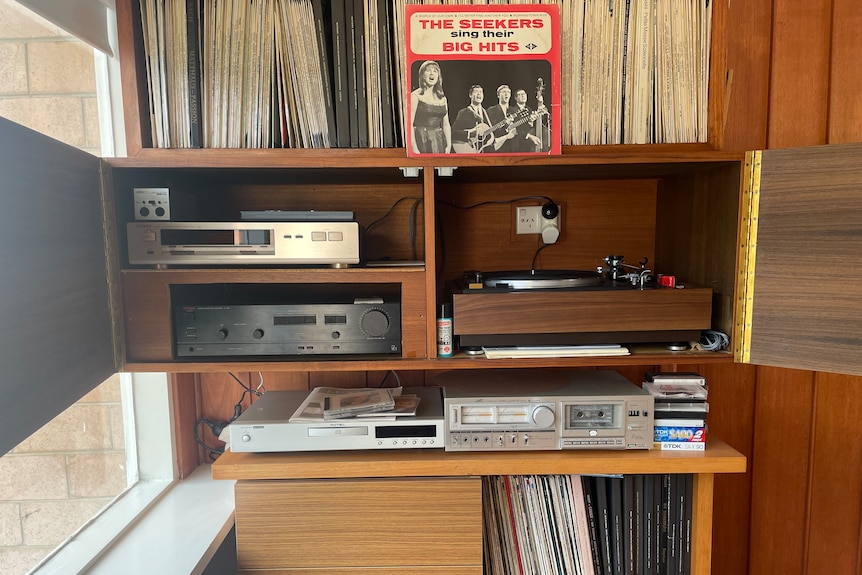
<box><xmin>233</xmin><ymin>477</ymin><xmax>482</xmax><ymax>573</ymax></box>
<box><xmin>214</xmin><ymin>440</ymin><xmax>746</xmax><ymax>574</ymax></box>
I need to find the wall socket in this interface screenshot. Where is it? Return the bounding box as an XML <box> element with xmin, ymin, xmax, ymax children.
<box><xmin>515</xmin><ymin>205</ymin><xmax>542</xmax><ymax>234</ymax></box>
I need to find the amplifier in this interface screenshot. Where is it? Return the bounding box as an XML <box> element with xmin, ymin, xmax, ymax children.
<box><xmin>175</xmin><ymin>300</ymin><xmax>401</xmax><ymax>357</ymax></box>
<box><xmin>438</xmin><ymin>369</ymin><xmax>653</xmax><ymax>451</ymax></box>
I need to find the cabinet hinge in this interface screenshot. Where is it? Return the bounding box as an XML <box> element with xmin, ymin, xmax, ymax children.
<box><xmin>734</xmin><ymin>150</ymin><xmax>761</xmax><ymax>364</ymax></box>
<box><xmin>435</xmin><ymin>167</ymin><xmax>457</xmax><ymax>177</ymax></box>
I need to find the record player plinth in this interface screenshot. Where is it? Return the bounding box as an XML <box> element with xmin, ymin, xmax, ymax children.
<box><xmin>452</xmin><ymin>283</ymin><xmax>713</xmax><ymax>347</ymax></box>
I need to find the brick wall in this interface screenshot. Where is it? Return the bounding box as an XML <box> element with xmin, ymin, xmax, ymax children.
<box><xmin>0</xmin><ymin>2</ymin><xmax>125</xmax><ymax>573</ymax></box>
<box><xmin>0</xmin><ymin>0</ymin><xmax>101</xmax><ymax>155</ymax></box>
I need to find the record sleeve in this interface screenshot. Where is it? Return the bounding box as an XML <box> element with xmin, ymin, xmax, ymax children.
<box><xmin>404</xmin><ymin>4</ymin><xmax>561</xmax><ymax>157</ymax></box>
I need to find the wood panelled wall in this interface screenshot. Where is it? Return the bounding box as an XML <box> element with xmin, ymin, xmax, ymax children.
<box><xmin>713</xmin><ymin>1</ymin><xmax>862</xmax><ymax>575</ymax></box>
<box><xmin>179</xmin><ymin>1</ymin><xmax>862</xmax><ymax>574</ymax></box>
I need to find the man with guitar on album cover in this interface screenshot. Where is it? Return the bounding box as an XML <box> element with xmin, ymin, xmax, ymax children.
<box><xmin>451</xmin><ymin>84</ymin><xmax>496</xmax><ymax>154</ymax></box>
<box><xmin>486</xmin><ymin>84</ymin><xmax>517</xmax><ymax>153</ymax></box>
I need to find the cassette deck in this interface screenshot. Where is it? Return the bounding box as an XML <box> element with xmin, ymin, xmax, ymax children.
<box><xmin>438</xmin><ymin>369</ymin><xmax>654</xmax><ymax>451</ymax></box>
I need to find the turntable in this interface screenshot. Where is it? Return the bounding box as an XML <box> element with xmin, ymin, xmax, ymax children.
<box><xmin>451</xmin><ymin>256</ymin><xmax>713</xmax><ymax>349</ymax></box>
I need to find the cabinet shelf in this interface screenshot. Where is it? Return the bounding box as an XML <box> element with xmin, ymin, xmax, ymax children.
<box><xmin>213</xmin><ymin>437</ymin><xmax>745</xmax><ymax>480</ymax></box>
<box><xmin>109</xmin><ymin>144</ymin><xmax>743</xmax><ymax>170</ymax></box>
<box><xmin>123</xmin><ymin>347</ymin><xmax>733</xmax><ymax>374</ymax></box>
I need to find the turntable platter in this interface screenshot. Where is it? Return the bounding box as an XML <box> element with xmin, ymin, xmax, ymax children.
<box><xmin>483</xmin><ymin>269</ymin><xmax>601</xmax><ymax>289</ymax></box>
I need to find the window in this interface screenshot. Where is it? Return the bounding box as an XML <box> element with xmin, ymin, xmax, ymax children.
<box><xmin>0</xmin><ymin>4</ymin><xmax>176</xmax><ymax>574</ymax></box>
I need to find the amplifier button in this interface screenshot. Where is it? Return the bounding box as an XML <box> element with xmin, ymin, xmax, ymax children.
<box><xmin>216</xmin><ymin>328</ymin><xmax>228</xmax><ymax>340</ymax></box>
<box><xmin>252</xmin><ymin>329</ymin><xmax>264</xmax><ymax>339</ymax></box>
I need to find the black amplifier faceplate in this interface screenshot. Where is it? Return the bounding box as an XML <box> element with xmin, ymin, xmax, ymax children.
<box><xmin>174</xmin><ymin>303</ymin><xmax>401</xmax><ymax>357</ymax></box>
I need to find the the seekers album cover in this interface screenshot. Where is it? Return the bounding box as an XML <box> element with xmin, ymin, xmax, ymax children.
<box><xmin>405</xmin><ymin>4</ymin><xmax>561</xmax><ymax>157</ymax></box>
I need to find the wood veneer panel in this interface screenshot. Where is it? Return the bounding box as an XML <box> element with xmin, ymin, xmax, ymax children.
<box><xmin>721</xmin><ymin>0</ymin><xmax>772</xmax><ymax>152</ymax></box>
<box><xmin>213</xmin><ymin>438</ymin><xmax>746</xmax><ymax>480</ymax></box>
<box><xmin>767</xmin><ymin>0</ymin><xmax>832</xmax><ymax>148</ymax></box>
<box><xmin>435</xmin><ymin>181</ymin><xmax>657</xmax><ymax>282</ymax></box>
<box><xmin>747</xmin><ymin>143</ymin><xmax>862</xmax><ymax>376</ymax></box>
<box><xmin>698</xmin><ymin>363</ymin><xmax>756</xmax><ymax>575</ymax></box>
<box><xmin>749</xmin><ymin>366</ymin><xmax>814</xmax><ymax>575</ymax></box>
<box><xmin>453</xmin><ymin>287</ymin><xmax>713</xmax><ymax>336</ymax></box>
<box><xmin>691</xmin><ymin>474</ymin><xmax>715</xmax><ymax>575</ymax></box>
<box><xmin>655</xmin><ymin>166</ymin><xmax>741</xmax><ymax>338</ymax></box>
<box><xmin>234</xmin><ymin>478</ymin><xmax>482</xmax><ymax>570</ymax></box>
<box><xmin>806</xmin><ymin>372</ymin><xmax>862</xmax><ymax>575</ymax></box>
<box><xmin>828</xmin><ymin>0</ymin><xmax>862</xmax><ymax>145</ymax></box>
<box><xmin>171</xmin><ymin>372</ymin><xmax>200</xmax><ymax>478</ymax></box>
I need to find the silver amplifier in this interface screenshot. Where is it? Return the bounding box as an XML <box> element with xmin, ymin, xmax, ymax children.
<box><xmin>127</xmin><ymin>221</ymin><xmax>360</xmax><ymax>266</ymax></box>
<box><xmin>438</xmin><ymin>369</ymin><xmax>653</xmax><ymax>451</ymax></box>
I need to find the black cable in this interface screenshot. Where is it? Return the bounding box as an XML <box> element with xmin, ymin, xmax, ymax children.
<box><xmin>531</xmin><ymin>243</ymin><xmax>553</xmax><ymax>271</ymax></box>
<box><xmin>365</xmin><ymin>196</ymin><xmax>423</xmax><ymax>233</ymax></box>
<box><xmin>436</xmin><ymin>194</ymin><xmax>555</xmax><ymax>211</ymax></box>
<box><xmin>194</xmin><ymin>373</ymin><xmax>266</xmax><ymax>460</ymax></box>
<box><xmin>194</xmin><ymin>419</ymin><xmax>226</xmax><ymax>460</ymax></box>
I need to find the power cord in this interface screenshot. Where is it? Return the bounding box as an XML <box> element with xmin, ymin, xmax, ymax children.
<box><xmin>365</xmin><ymin>196</ymin><xmax>424</xmax><ymax>261</ymax></box>
<box><xmin>436</xmin><ymin>195</ymin><xmax>561</xmax><ymax>276</ymax></box>
<box><xmin>194</xmin><ymin>372</ymin><xmax>265</xmax><ymax>460</ymax></box>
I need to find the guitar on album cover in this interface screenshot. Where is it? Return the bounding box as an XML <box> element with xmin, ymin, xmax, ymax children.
<box><xmin>453</xmin><ymin>105</ymin><xmax>548</xmax><ymax>154</ymax></box>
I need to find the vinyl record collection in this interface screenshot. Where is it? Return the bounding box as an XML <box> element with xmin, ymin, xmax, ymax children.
<box><xmin>139</xmin><ymin>0</ymin><xmax>712</xmax><ymax>148</ymax></box>
<box><xmin>484</xmin><ymin>474</ymin><xmax>694</xmax><ymax>575</ymax></box>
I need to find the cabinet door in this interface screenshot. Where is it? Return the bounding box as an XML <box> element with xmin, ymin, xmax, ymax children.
<box><xmin>0</xmin><ymin>118</ymin><xmax>115</xmax><ymax>455</ymax></box>
<box><xmin>736</xmin><ymin>142</ymin><xmax>862</xmax><ymax>375</ymax></box>
<box><xmin>234</xmin><ymin>477</ymin><xmax>483</xmax><ymax>572</ymax></box>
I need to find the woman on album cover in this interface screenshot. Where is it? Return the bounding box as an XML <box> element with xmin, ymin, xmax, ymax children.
<box><xmin>410</xmin><ymin>60</ymin><xmax>452</xmax><ymax>154</ymax></box>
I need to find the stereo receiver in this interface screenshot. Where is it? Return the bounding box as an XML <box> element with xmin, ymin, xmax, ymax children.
<box><xmin>437</xmin><ymin>369</ymin><xmax>653</xmax><ymax>451</ymax></box>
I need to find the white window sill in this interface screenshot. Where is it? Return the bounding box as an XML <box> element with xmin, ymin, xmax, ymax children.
<box><xmin>32</xmin><ymin>465</ymin><xmax>235</xmax><ymax>575</ymax></box>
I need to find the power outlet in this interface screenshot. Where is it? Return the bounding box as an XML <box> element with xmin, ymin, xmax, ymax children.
<box><xmin>515</xmin><ymin>205</ymin><xmax>541</xmax><ymax>234</ymax></box>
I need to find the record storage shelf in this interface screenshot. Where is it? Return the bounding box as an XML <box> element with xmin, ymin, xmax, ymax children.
<box><xmin>213</xmin><ymin>439</ymin><xmax>746</xmax><ymax>575</ymax></box>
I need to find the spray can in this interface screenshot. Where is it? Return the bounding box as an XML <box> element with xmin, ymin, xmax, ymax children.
<box><xmin>437</xmin><ymin>303</ymin><xmax>454</xmax><ymax>358</ymax></box>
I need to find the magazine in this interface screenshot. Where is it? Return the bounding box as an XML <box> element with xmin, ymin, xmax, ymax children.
<box><xmin>290</xmin><ymin>386</ymin><xmax>414</xmax><ymax>422</ymax></box>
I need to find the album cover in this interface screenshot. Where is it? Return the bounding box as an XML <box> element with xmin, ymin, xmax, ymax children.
<box><xmin>404</xmin><ymin>4</ymin><xmax>561</xmax><ymax>157</ymax></box>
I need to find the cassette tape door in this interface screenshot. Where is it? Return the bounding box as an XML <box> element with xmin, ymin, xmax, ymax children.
<box><xmin>735</xmin><ymin>141</ymin><xmax>862</xmax><ymax>376</ymax></box>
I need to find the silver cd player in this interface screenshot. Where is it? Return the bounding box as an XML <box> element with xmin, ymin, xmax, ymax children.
<box><xmin>127</xmin><ymin>221</ymin><xmax>360</xmax><ymax>266</ymax></box>
<box><xmin>437</xmin><ymin>369</ymin><xmax>654</xmax><ymax>451</ymax></box>
<box><xmin>229</xmin><ymin>386</ymin><xmax>445</xmax><ymax>453</ymax></box>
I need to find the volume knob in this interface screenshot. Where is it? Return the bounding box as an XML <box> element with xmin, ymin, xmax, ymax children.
<box><xmin>531</xmin><ymin>405</ymin><xmax>555</xmax><ymax>428</ymax></box>
<box><xmin>216</xmin><ymin>327</ymin><xmax>229</xmax><ymax>340</ymax></box>
<box><xmin>361</xmin><ymin>309</ymin><xmax>390</xmax><ymax>338</ymax></box>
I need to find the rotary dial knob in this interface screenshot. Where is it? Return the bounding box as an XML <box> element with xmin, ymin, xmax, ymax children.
<box><xmin>531</xmin><ymin>405</ymin><xmax>556</xmax><ymax>428</ymax></box>
<box><xmin>360</xmin><ymin>308</ymin><xmax>390</xmax><ymax>338</ymax></box>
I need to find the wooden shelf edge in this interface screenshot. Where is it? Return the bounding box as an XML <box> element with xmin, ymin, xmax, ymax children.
<box><xmin>109</xmin><ymin>144</ymin><xmax>744</xmax><ymax>169</ymax></box>
<box><xmin>122</xmin><ymin>350</ymin><xmax>733</xmax><ymax>373</ymax></box>
<box><xmin>212</xmin><ymin>437</ymin><xmax>746</xmax><ymax>481</ymax></box>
